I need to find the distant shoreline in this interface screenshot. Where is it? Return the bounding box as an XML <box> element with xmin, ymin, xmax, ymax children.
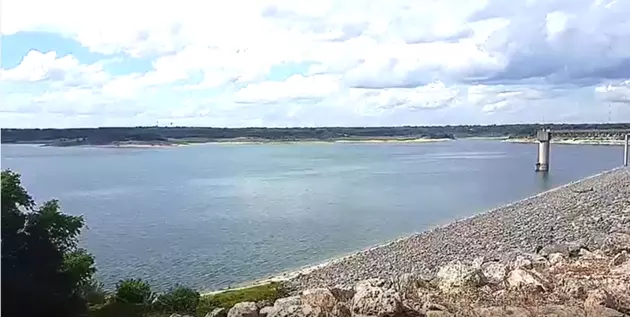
<box><xmin>10</xmin><ymin>137</ymin><xmax>455</xmax><ymax>148</ymax></box>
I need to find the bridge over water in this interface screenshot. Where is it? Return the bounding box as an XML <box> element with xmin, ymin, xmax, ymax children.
<box><xmin>534</xmin><ymin>129</ymin><xmax>630</xmax><ymax>172</ymax></box>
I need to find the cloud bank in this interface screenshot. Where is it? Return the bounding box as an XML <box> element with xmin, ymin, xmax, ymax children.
<box><xmin>1</xmin><ymin>0</ymin><xmax>629</xmax><ymax>127</ymax></box>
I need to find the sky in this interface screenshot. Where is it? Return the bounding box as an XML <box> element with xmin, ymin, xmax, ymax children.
<box><xmin>1</xmin><ymin>0</ymin><xmax>630</xmax><ymax>128</ymax></box>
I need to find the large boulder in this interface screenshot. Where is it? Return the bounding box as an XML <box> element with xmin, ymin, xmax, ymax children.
<box><xmin>329</xmin><ymin>286</ymin><xmax>355</xmax><ymax>303</ymax></box>
<box><xmin>206</xmin><ymin>307</ymin><xmax>228</xmax><ymax>317</ymax></box>
<box><xmin>330</xmin><ymin>303</ymin><xmax>351</xmax><ymax>317</ymax></box>
<box><xmin>481</xmin><ymin>262</ymin><xmax>507</xmax><ymax>285</ymax></box>
<box><xmin>472</xmin><ymin>306</ymin><xmax>531</xmax><ymax>317</ymax></box>
<box><xmin>539</xmin><ymin>241</ymin><xmax>585</xmax><ymax>257</ymax></box>
<box><xmin>228</xmin><ymin>302</ymin><xmax>259</xmax><ymax>317</ymax></box>
<box><xmin>436</xmin><ymin>261</ymin><xmax>486</xmax><ymax>292</ymax></box>
<box><xmin>259</xmin><ymin>307</ymin><xmax>274</xmax><ymax>317</ymax></box>
<box><xmin>300</xmin><ymin>288</ymin><xmax>336</xmax><ymax>311</ymax></box>
<box><xmin>602</xmin><ymin>233</ymin><xmax>630</xmax><ymax>255</ymax></box>
<box><xmin>351</xmin><ymin>282</ymin><xmax>403</xmax><ymax>317</ymax></box>
<box><xmin>505</xmin><ymin>268</ymin><xmax>550</xmax><ymax>292</ymax></box>
<box><xmin>266</xmin><ymin>305</ymin><xmax>324</xmax><ymax>317</ymax></box>
<box><xmin>532</xmin><ymin>305</ymin><xmax>585</xmax><ymax>317</ymax></box>
<box><xmin>274</xmin><ymin>296</ymin><xmax>301</xmax><ymax>308</ymax></box>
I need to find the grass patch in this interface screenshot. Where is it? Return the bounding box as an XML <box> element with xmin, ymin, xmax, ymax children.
<box><xmin>196</xmin><ymin>282</ymin><xmax>286</xmax><ymax>316</ymax></box>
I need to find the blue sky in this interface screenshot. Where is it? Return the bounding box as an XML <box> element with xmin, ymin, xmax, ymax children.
<box><xmin>1</xmin><ymin>0</ymin><xmax>629</xmax><ymax>128</ymax></box>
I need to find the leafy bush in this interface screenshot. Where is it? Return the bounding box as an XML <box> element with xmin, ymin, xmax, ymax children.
<box><xmin>154</xmin><ymin>285</ymin><xmax>200</xmax><ymax>314</ymax></box>
<box><xmin>115</xmin><ymin>278</ymin><xmax>154</xmax><ymax>304</ymax></box>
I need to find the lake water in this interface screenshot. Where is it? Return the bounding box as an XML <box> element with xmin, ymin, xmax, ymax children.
<box><xmin>1</xmin><ymin>140</ymin><xmax>624</xmax><ymax>291</ymax></box>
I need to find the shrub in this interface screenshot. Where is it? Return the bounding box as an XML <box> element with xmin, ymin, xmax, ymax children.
<box><xmin>153</xmin><ymin>285</ymin><xmax>200</xmax><ymax>314</ymax></box>
<box><xmin>81</xmin><ymin>278</ymin><xmax>108</xmax><ymax>306</ymax></box>
<box><xmin>115</xmin><ymin>279</ymin><xmax>154</xmax><ymax>304</ymax></box>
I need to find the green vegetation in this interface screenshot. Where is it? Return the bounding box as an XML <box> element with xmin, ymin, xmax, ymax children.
<box><xmin>1</xmin><ymin>170</ymin><xmax>98</xmax><ymax>317</ymax></box>
<box><xmin>197</xmin><ymin>282</ymin><xmax>286</xmax><ymax>315</ymax></box>
<box><xmin>154</xmin><ymin>285</ymin><xmax>201</xmax><ymax>315</ymax></box>
<box><xmin>2</xmin><ymin>123</ymin><xmax>629</xmax><ymax>146</ymax></box>
<box><xmin>1</xmin><ymin>169</ymin><xmax>286</xmax><ymax>317</ymax></box>
<box><xmin>114</xmin><ymin>279</ymin><xmax>155</xmax><ymax>305</ymax></box>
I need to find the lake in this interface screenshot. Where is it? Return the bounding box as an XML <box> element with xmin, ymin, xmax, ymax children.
<box><xmin>1</xmin><ymin>140</ymin><xmax>624</xmax><ymax>291</ymax></box>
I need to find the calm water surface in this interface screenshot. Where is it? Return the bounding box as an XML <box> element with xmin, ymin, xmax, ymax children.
<box><xmin>1</xmin><ymin>140</ymin><xmax>624</xmax><ymax>291</ymax></box>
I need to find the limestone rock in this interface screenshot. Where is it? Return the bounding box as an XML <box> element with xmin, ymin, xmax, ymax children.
<box><xmin>300</xmin><ymin>288</ymin><xmax>336</xmax><ymax>311</ymax></box>
<box><xmin>473</xmin><ymin>306</ymin><xmax>532</xmax><ymax>317</ymax></box>
<box><xmin>329</xmin><ymin>286</ymin><xmax>355</xmax><ymax>303</ymax></box>
<box><xmin>513</xmin><ymin>255</ymin><xmax>533</xmax><ymax>269</ymax></box>
<box><xmin>425</xmin><ymin>311</ymin><xmax>454</xmax><ymax>317</ymax></box>
<box><xmin>259</xmin><ymin>307</ymin><xmax>274</xmax><ymax>317</ymax></box>
<box><xmin>206</xmin><ymin>307</ymin><xmax>228</xmax><ymax>317</ymax></box>
<box><xmin>228</xmin><ymin>302</ymin><xmax>259</xmax><ymax>317</ymax></box>
<box><xmin>610</xmin><ymin>251</ymin><xmax>629</xmax><ymax>267</ymax></box>
<box><xmin>611</xmin><ymin>261</ymin><xmax>630</xmax><ymax>275</ymax></box>
<box><xmin>274</xmin><ymin>296</ymin><xmax>301</xmax><ymax>308</ymax></box>
<box><xmin>602</xmin><ymin>233</ymin><xmax>630</xmax><ymax>255</ymax></box>
<box><xmin>481</xmin><ymin>262</ymin><xmax>507</xmax><ymax>284</ymax></box>
<box><xmin>548</xmin><ymin>253</ymin><xmax>566</xmax><ymax>266</ymax></box>
<box><xmin>266</xmin><ymin>305</ymin><xmax>324</xmax><ymax>317</ymax></box>
<box><xmin>330</xmin><ymin>303</ymin><xmax>351</xmax><ymax>317</ymax></box>
<box><xmin>539</xmin><ymin>241</ymin><xmax>585</xmax><ymax>257</ymax></box>
<box><xmin>436</xmin><ymin>261</ymin><xmax>486</xmax><ymax>291</ymax></box>
<box><xmin>533</xmin><ymin>305</ymin><xmax>586</xmax><ymax>317</ymax></box>
<box><xmin>505</xmin><ymin>268</ymin><xmax>550</xmax><ymax>292</ymax></box>
<box><xmin>351</xmin><ymin>283</ymin><xmax>403</xmax><ymax>317</ymax></box>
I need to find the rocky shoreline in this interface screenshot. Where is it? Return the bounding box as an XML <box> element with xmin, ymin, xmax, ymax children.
<box><xmin>284</xmin><ymin>167</ymin><xmax>630</xmax><ymax>292</ymax></box>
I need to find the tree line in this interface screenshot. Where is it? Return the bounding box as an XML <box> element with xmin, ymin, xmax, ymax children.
<box><xmin>3</xmin><ymin>123</ymin><xmax>629</xmax><ymax>145</ymax></box>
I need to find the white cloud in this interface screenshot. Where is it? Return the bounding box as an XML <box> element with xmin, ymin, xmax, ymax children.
<box><xmin>234</xmin><ymin>74</ymin><xmax>341</xmax><ymax>104</ymax></box>
<box><xmin>2</xmin><ymin>0</ymin><xmax>630</xmax><ymax>127</ymax></box>
<box><xmin>595</xmin><ymin>80</ymin><xmax>630</xmax><ymax>104</ymax></box>
<box><xmin>1</xmin><ymin>51</ymin><xmax>108</xmax><ymax>86</ymax></box>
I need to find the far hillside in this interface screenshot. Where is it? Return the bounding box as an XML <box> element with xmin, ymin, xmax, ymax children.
<box><xmin>1</xmin><ymin>123</ymin><xmax>629</xmax><ymax>146</ymax></box>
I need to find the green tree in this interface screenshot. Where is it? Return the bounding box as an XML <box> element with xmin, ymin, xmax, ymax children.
<box><xmin>1</xmin><ymin>170</ymin><xmax>97</xmax><ymax>317</ymax></box>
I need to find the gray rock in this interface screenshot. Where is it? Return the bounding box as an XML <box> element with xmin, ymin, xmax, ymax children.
<box><xmin>300</xmin><ymin>288</ymin><xmax>336</xmax><ymax>311</ymax></box>
<box><xmin>436</xmin><ymin>261</ymin><xmax>486</xmax><ymax>292</ymax></box>
<box><xmin>548</xmin><ymin>253</ymin><xmax>566</xmax><ymax>266</ymax></box>
<box><xmin>473</xmin><ymin>306</ymin><xmax>531</xmax><ymax>317</ymax></box>
<box><xmin>329</xmin><ymin>286</ymin><xmax>355</xmax><ymax>303</ymax></box>
<box><xmin>259</xmin><ymin>307</ymin><xmax>274</xmax><ymax>317</ymax></box>
<box><xmin>274</xmin><ymin>296</ymin><xmax>301</xmax><ymax>308</ymax></box>
<box><xmin>505</xmin><ymin>268</ymin><xmax>549</xmax><ymax>292</ymax></box>
<box><xmin>513</xmin><ymin>255</ymin><xmax>533</xmax><ymax>269</ymax></box>
<box><xmin>609</xmin><ymin>251</ymin><xmax>628</xmax><ymax>267</ymax></box>
<box><xmin>481</xmin><ymin>262</ymin><xmax>507</xmax><ymax>285</ymax></box>
<box><xmin>267</xmin><ymin>305</ymin><xmax>324</xmax><ymax>317</ymax></box>
<box><xmin>351</xmin><ymin>283</ymin><xmax>403</xmax><ymax>317</ymax></box>
<box><xmin>539</xmin><ymin>241</ymin><xmax>585</xmax><ymax>257</ymax></box>
<box><xmin>330</xmin><ymin>303</ymin><xmax>351</xmax><ymax>317</ymax></box>
<box><xmin>206</xmin><ymin>307</ymin><xmax>228</xmax><ymax>317</ymax></box>
<box><xmin>425</xmin><ymin>311</ymin><xmax>453</xmax><ymax>317</ymax></box>
<box><xmin>228</xmin><ymin>302</ymin><xmax>259</xmax><ymax>317</ymax></box>
<box><xmin>533</xmin><ymin>305</ymin><xmax>586</xmax><ymax>317</ymax></box>
<box><xmin>602</xmin><ymin>233</ymin><xmax>630</xmax><ymax>255</ymax></box>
